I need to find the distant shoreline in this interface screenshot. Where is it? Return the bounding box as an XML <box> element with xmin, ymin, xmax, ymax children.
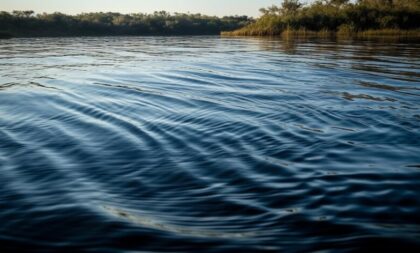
<box><xmin>0</xmin><ymin>33</ymin><xmax>226</xmax><ymax>39</ymax></box>
<box><xmin>2</xmin><ymin>1</ymin><xmax>419</xmax><ymax>39</ymax></box>
<box><xmin>3</xmin><ymin>31</ymin><xmax>419</xmax><ymax>40</ymax></box>
<box><xmin>0</xmin><ymin>11</ymin><xmax>251</xmax><ymax>38</ymax></box>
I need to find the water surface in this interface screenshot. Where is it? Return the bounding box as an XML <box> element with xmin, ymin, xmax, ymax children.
<box><xmin>0</xmin><ymin>36</ymin><xmax>419</xmax><ymax>252</ymax></box>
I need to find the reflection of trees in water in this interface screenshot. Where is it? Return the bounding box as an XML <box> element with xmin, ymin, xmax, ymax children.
<box><xmin>253</xmin><ymin>37</ymin><xmax>299</xmax><ymax>54</ymax></box>
<box><xmin>253</xmin><ymin>36</ymin><xmax>420</xmax><ymax>92</ymax></box>
<box><xmin>254</xmin><ymin>36</ymin><xmax>343</xmax><ymax>55</ymax></box>
<box><xmin>254</xmin><ymin>36</ymin><xmax>419</xmax><ymax>58</ymax></box>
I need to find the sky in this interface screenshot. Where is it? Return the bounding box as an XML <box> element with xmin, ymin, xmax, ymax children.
<box><xmin>0</xmin><ymin>0</ymin><xmax>283</xmax><ymax>17</ymax></box>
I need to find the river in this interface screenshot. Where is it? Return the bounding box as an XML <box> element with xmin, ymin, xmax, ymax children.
<box><xmin>0</xmin><ymin>36</ymin><xmax>419</xmax><ymax>252</ymax></box>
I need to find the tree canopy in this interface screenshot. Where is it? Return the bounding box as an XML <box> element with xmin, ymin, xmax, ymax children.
<box><xmin>0</xmin><ymin>11</ymin><xmax>252</xmax><ymax>37</ymax></box>
<box><xmin>223</xmin><ymin>0</ymin><xmax>420</xmax><ymax>36</ymax></box>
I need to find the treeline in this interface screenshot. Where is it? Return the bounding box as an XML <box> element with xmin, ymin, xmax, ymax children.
<box><xmin>0</xmin><ymin>11</ymin><xmax>252</xmax><ymax>37</ymax></box>
<box><xmin>222</xmin><ymin>0</ymin><xmax>420</xmax><ymax>36</ymax></box>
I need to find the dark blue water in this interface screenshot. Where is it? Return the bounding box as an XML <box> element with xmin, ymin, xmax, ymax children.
<box><xmin>0</xmin><ymin>36</ymin><xmax>419</xmax><ymax>252</ymax></box>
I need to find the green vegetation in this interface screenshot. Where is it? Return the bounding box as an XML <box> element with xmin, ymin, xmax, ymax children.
<box><xmin>222</xmin><ymin>0</ymin><xmax>420</xmax><ymax>36</ymax></box>
<box><xmin>0</xmin><ymin>11</ymin><xmax>252</xmax><ymax>37</ymax></box>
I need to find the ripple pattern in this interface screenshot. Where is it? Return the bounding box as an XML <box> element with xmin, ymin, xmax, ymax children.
<box><xmin>0</xmin><ymin>36</ymin><xmax>419</xmax><ymax>252</ymax></box>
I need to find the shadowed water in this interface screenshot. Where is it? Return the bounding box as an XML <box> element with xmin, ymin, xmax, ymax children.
<box><xmin>0</xmin><ymin>36</ymin><xmax>419</xmax><ymax>252</ymax></box>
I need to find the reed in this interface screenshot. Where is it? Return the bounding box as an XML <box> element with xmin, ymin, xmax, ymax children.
<box><xmin>222</xmin><ymin>28</ymin><xmax>420</xmax><ymax>38</ymax></box>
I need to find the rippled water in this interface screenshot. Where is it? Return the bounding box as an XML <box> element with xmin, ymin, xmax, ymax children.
<box><xmin>0</xmin><ymin>36</ymin><xmax>419</xmax><ymax>252</ymax></box>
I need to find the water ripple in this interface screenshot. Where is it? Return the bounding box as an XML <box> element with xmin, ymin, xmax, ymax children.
<box><xmin>0</xmin><ymin>36</ymin><xmax>419</xmax><ymax>252</ymax></box>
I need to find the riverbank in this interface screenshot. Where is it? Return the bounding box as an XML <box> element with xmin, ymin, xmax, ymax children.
<box><xmin>221</xmin><ymin>0</ymin><xmax>419</xmax><ymax>38</ymax></box>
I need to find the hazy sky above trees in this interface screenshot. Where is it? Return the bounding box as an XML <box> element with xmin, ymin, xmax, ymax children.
<box><xmin>1</xmin><ymin>0</ymin><xmax>282</xmax><ymax>17</ymax></box>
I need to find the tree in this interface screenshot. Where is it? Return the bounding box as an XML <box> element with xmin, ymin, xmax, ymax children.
<box><xmin>281</xmin><ymin>0</ymin><xmax>303</xmax><ymax>15</ymax></box>
<box><xmin>12</xmin><ymin>10</ymin><xmax>34</xmax><ymax>18</ymax></box>
<box><xmin>329</xmin><ymin>0</ymin><xmax>350</xmax><ymax>6</ymax></box>
<box><xmin>0</xmin><ymin>10</ymin><xmax>252</xmax><ymax>36</ymax></box>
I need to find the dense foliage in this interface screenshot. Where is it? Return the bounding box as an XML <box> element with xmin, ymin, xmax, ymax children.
<box><xmin>0</xmin><ymin>11</ymin><xmax>252</xmax><ymax>37</ymax></box>
<box><xmin>223</xmin><ymin>0</ymin><xmax>420</xmax><ymax>36</ymax></box>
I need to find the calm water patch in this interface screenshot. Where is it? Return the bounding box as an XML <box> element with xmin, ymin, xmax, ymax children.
<box><xmin>0</xmin><ymin>36</ymin><xmax>419</xmax><ymax>252</ymax></box>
